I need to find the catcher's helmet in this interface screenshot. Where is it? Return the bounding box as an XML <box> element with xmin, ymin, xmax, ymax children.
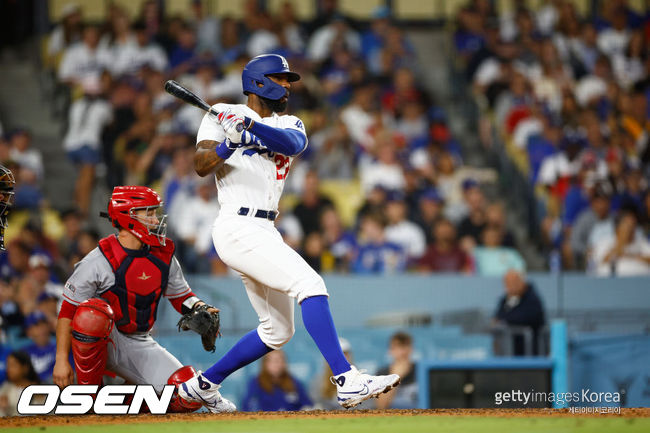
<box><xmin>0</xmin><ymin>165</ymin><xmax>15</xmax><ymax>250</ymax></box>
<box><xmin>242</xmin><ymin>54</ymin><xmax>300</xmax><ymax>100</ymax></box>
<box><xmin>104</xmin><ymin>186</ymin><xmax>167</xmax><ymax>247</ymax></box>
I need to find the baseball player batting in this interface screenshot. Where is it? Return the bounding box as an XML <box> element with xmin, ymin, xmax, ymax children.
<box><xmin>177</xmin><ymin>54</ymin><xmax>401</xmax><ymax>412</ymax></box>
<box><xmin>52</xmin><ymin>186</ymin><xmax>231</xmax><ymax>413</ymax></box>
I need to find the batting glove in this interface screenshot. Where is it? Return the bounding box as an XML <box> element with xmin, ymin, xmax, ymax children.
<box><xmin>218</xmin><ymin>112</ymin><xmax>244</xmax><ymax>143</ymax></box>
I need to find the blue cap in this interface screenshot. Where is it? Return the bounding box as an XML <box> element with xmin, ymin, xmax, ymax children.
<box><xmin>462</xmin><ymin>178</ymin><xmax>479</xmax><ymax>191</ymax></box>
<box><xmin>193</xmin><ymin>56</ymin><xmax>218</xmax><ymax>71</ymax></box>
<box><xmin>24</xmin><ymin>310</ymin><xmax>48</xmax><ymax>328</ymax></box>
<box><xmin>429</xmin><ymin>107</ymin><xmax>447</xmax><ymax>123</ymax></box>
<box><xmin>386</xmin><ymin>190</ymin><xmax>406</xmax><ymax>203</ymax></box>
<box><xmin>420</xmin><ymin>188</ymin><xmax>444</xmax><ymax>203</ymax></box>
<box><xmin>37</xmin><ymin>292</ymin><xmax>58</xmax><ymax>304</ymax></box>
<box><xmin>8</xmin><ymin>128</ymin><xmax>29</xmax><ymax>139</ymax></box>
<box><xmin>560</xmin><ymin>131</ymin><xmax>587</xmax><ymax>150</ymax></box>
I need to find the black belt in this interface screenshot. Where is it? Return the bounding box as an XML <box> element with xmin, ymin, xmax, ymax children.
<box><xmin>238</xmin><ymin>207</ymin><xmax>277</xmax><ymax>221</ymax></box>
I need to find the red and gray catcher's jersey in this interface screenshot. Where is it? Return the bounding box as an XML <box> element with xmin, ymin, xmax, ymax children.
<box><xmin>63</xmin><ymin>237</ymin><xmax>190</xmax><ymax>333</ymax></box>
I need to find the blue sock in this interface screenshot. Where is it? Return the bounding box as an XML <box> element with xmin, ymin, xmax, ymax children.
<box><xmin>301</xmin><ymin>295</ymin><xmax>351</xmax><ymax>376</ymax></box>
<box><xmin>202</xmin><ymin>329</ymin><xmax>272</xmax><ymax>384</ymax></box>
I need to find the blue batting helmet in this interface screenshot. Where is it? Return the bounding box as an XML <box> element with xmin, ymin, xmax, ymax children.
<box><xmin>242</xmin><ymin>54</ymin><xmax>300</xmax><ymax>100</ymax></box>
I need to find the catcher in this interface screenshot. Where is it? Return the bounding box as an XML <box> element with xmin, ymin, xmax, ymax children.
<box><xmin>52</xmin><ymin>186</ymin><xmax>233</xmax><ymax>412</ymax></box>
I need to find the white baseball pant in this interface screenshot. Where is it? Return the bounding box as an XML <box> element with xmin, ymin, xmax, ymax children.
<box><xmin>212</xmin><ymin>206</ymin><xmax>328</xmax><ymax>349</ymax></box>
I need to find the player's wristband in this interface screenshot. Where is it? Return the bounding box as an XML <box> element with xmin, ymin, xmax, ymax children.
<box><xmin>181</xmin><ymin>296</ymin><xmax>201</xmax><ymax>315</ymax></box>
<box><xmin>215</xmin><ymin>140</ymin><xmax>235</xmax><ymax>159</ymax></box>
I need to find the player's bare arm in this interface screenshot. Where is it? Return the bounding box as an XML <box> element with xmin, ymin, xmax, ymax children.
<box><xmin>194</xmin><ymin>140</ymin><xmax>226</xmax><ymax>177</ymax></box>
<box><xmin>53</xmin><ymin>317</ymin><xmax>74</xmax><ymax>388</ymax></box>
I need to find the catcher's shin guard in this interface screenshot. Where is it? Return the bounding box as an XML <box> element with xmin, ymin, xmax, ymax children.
<box><xmin>71</xmin><ymin>298</ymin><xmax>115</xmax><ymax>386</ymax></box>
<box><xmin>167</xmin><ymin>366</ymin><xmax>203</xmax><ymax>412</ymax></box>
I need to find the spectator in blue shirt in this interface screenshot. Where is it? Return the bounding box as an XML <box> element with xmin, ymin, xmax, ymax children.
<box><xmin>0</xmin><ymin>345</ymin><xmax>11</xmax><ymax>384</ymax></box>
<box><xmin>0</xmin><ymin>278</ymin><xmax>23</xmax><ymax>330</ymax></box>
<box><xmin>352</xmin><ymin>212</ymin><xmax>407</xmax><ymax>274</ymax></box>
<box><xmin>241</xmin><ymin>350</ymin><xmax>312</xmax><ymax>412</ymax></box>
<box><xmin>526</xmin><ymin>126</ymin><xmax>559</xmax><ymax>184</ymax></box>
<box><xmin>21</xmin><ymin>311</ymin><xmax>56</xmax><ymax>383</ymax></box>
<box><xmin>169</xmin><ymin>23</ymin><xmax>198</xmax><ymax>76</ymax></box>
<box><xmin>473</xmin><ymin>226</ymin><xmax>525</xmax><ymax>276</ymax></box>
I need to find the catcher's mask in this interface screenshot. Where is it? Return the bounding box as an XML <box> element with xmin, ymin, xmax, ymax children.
<box><xmin>0</xmin><ymin>165</ymin><xmax>15</xmax><ymax>250</ymax></box>
<box><xmin>102</xmin><ymin>186</ymin><xmax>167</xmax><ymax>247</ymax></box>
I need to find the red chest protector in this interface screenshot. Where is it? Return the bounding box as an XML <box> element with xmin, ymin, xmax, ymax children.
<box><xmin>98</xmin><ymin>235</ymin><xmax>175</xmax><ymax>334</ymax></box>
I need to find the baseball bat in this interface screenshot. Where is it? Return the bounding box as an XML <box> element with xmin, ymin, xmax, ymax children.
<box><xmin>164</xmin><ymin>79</ymin><xmax>215</xmax><ymax>114</ymax></box>
<box><xmin>164</xmin><ymin>80</ymin><xmax>244</xmax><ymax>132</ymax></box>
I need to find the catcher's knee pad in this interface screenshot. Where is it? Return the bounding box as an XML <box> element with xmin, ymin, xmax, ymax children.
<box><xmin>293</xmin><ymin>272</ymin><xmax>328</xmax><ymax>304</ymax></box>
<box><xmin>257</xmin><ymin>321</ymin><xmax>295</xmax><ymax>349</ymax></box>
<box><xmin>71</xmin><ymin>298</ymin><xmax>114</xmax><ymax>386</ymax></box>
<box><xmin>167</xmin><ymin>366</ymin><xmax>202</xmax><ymax>413</ymax></box>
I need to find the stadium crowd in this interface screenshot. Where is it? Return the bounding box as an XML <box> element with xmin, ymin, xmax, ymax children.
<box><xmin>2</xmin><ymin>0</ymin><xmax>528</xmax><ymax>287</ymax></box>
<box><xmin>0</xmin><ymin>0</ymin><xmax>647</xmax><ymax>405</ymax></box>
<box><xmin>457</xmin><ymin>0</ymin><xmax>650</xmax><ymax>274</ymax></box>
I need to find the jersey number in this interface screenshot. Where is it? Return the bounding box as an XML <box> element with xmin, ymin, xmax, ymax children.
<box><xmin>274</xmin><ymin>154</ymin><xmax>290</xmax><ymax>180</ymax></box>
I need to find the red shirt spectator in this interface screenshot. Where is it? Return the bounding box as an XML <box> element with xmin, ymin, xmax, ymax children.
<box><xmin>419</xmin><ymin>219</ymin><xmax>472</xmax><ymax>273</ymax></box>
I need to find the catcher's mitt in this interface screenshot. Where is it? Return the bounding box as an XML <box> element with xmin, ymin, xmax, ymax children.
<box><xmin>177</xmin><ymin>303</ymin><xmax>221</xmax><ymax>352</ymax></box>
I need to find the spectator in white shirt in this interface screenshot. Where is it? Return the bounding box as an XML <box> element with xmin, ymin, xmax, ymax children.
<box><xmin>597</xmin><ymin>10</ymin><xmax>631</xmax><ymax>58</ymax></box>
<box><xmin>62</xmin><ymin>75</ymin><xmax>113</xmax><ymax>217</ymax></box>
<box><xmin>246</xmin><ymin>12</ymin><xmax>280</xmax><ymax>58</ymax></box>
<box><xmin>8</xmin><ymin>129</ymin><xmax>43</xmax><ymax>181</ymax></box>
<box><xmin>277</xmin><ymin>1</ymin><xmax>306</xmax><ymax>55</ymax></box>
<box><xmin>176</xmin><ymin>179</ymin><xmax>220</xmax><ymax>273</ymax></box>
<box><xmin>190</xmin><ymin>0</ymin><xmax>219</xmax><ymax>54</ymax></box>
<box><xmin>592</xmin><ymin>209</ymin><xmax>650</xmax><ymax>276</ymax></box>
<box><xmin>359</xmin><ymin>131</ymin><xmax>406</xmax><ymax>194</ymax></box>
<box><xmin>536</xmin><ymin>132</ymin><xmax>585</xmax><ymax>189</ymax></box>
<box><xmin>384</xmin><ymin>192</ymin><xmax>426</xmax><ymax>263</ymax></box>
<box><xmin>307</xmin><ymin>16</ymin><xmax>360</xmax><ymax>63</ymax></box>
<box><xmin>574</xmin><ymin>55</ymin><xmax>612</xmax><ymax>107</ymax></box>
<box><xmin>102</xmin><ymin>6</ymin><xmax>132</xmax><ymax>55</ymax></box>
<box><xmin>58</xmin><ymin>23</ymin><xmax>113</xmax><ymax>87</ymax></box>
<box><xmin>111</xmin><ymin>20</ymin><xmax>168</xmax><ymax>77</ymax></box>
<box><xmin>612</xmin><ymin>30</ymin><xmax>646</xmax><ymax>89</ymax></box>
<box><xmin>340</xmin><ymin>84</ymin><xmax>379</xmax><ymax>152</ymax></box>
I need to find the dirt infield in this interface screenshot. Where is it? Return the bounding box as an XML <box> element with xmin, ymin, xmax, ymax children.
<box><xmin>1</xmin><ymin>408</ymin><xmax>648</xmax><ymax>428</ymax></box>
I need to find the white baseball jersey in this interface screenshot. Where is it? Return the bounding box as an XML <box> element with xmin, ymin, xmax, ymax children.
<box><xmin>196</xmin><ymin>103</ymin><xmax>307</xmax><ymax>212</ymax></box>
<box><xmin>196</xmin><ymin>103</ymin><xmax>327</xmax><ymax>350</ymax></box>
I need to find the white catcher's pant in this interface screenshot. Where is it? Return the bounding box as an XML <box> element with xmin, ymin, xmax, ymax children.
<box><xmin>212</xmin><ymin>206</ymin><xmax>328</xmax><ymax>349</ymax></box>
